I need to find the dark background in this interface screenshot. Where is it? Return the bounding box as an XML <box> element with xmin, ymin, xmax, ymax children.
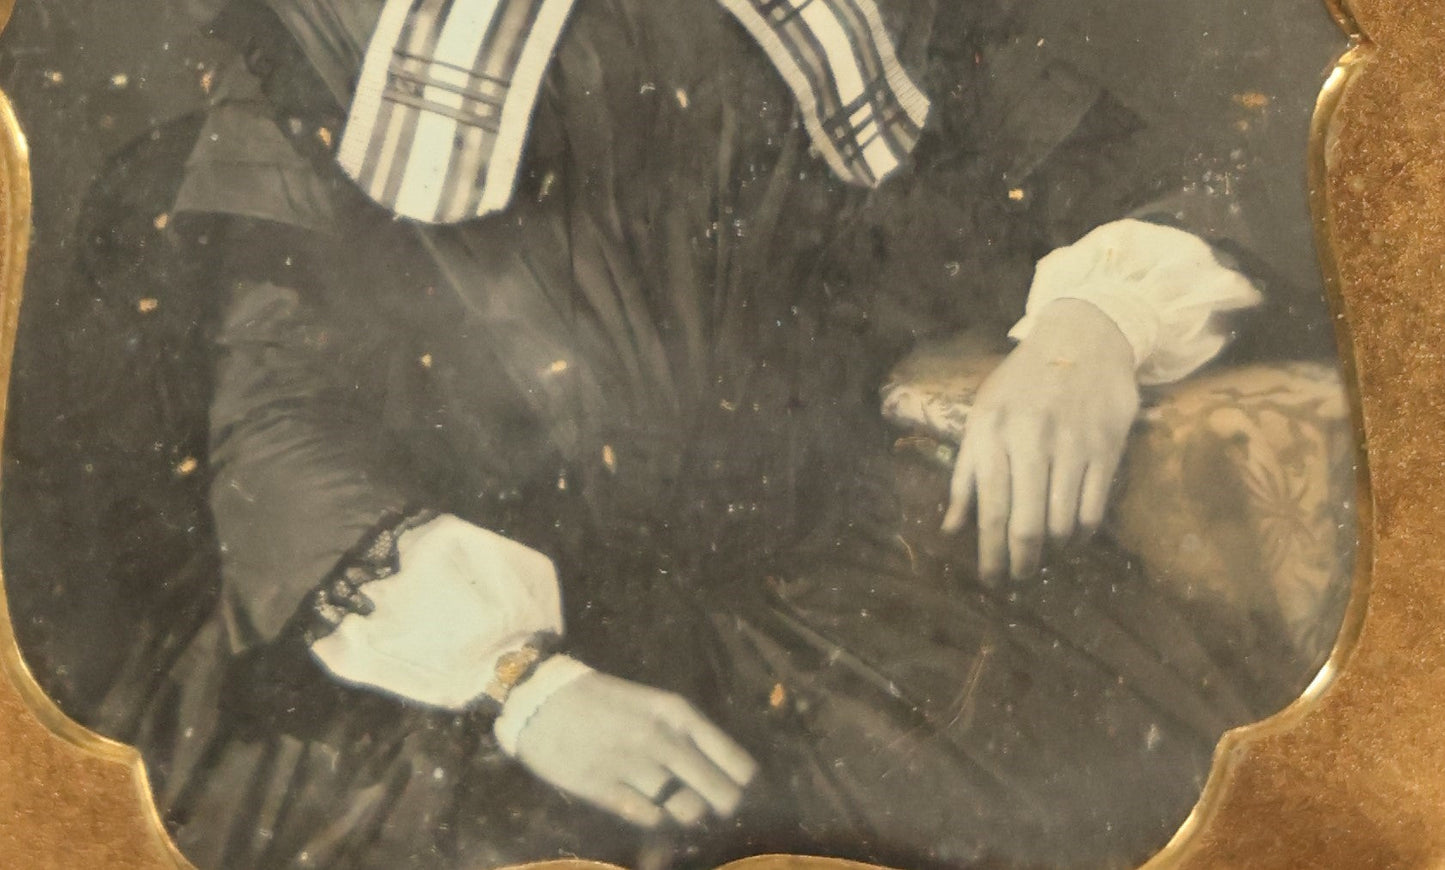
<box><xmin>0</xmin><ymin>2</ymin><xmax>1348</xmax><ymax>725</ymax></box>
<box><xmin>0</xmin><ymin>0</ymin><xmax>222</xmax><ymax>715</ymax></box>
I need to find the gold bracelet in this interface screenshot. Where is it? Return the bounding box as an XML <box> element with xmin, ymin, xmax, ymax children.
<box><xmin>482</xmin><ymin>644</ymin><xmax>546</xmax><ymax>707</ymax></box>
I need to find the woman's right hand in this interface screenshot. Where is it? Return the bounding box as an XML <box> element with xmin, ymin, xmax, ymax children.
<box><xmin>513</xmin><ymin>670</ymin><xmax>758</xmax><ymax>829</ymax></box>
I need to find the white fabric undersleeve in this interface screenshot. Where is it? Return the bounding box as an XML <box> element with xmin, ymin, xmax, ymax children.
<box><xmin>1008</xmin><ymin>219</ymin><xmax>1264</xmax><ymax>385</ymax></box>
<box><xmin>309</xmin><ymin>514</ymin><xmax>564</xmax><ymax>710</ymax></box>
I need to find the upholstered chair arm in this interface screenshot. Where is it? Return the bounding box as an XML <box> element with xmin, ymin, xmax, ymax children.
<box><xmin>882</xmin><ymin>333</ymin><xmax>1356</xmax><ymax>663</ymax></box>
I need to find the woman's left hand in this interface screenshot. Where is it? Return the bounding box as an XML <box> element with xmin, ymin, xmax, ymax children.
<box><xmin>942</xmin><ymin>298</ymin><xmax>1141</xmax><ymax>582</ymax></box>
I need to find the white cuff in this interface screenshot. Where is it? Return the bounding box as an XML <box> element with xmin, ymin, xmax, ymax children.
<box><xmin>494</xmin><ymin>654</ymin><xmax>595</xmax><ymax>756</ymax></box>
<box><xmin>1009</xmin><ymin>219</ymin><xmax>1263</xmax><ymax>385</ymax></box>
<box><xmin>308</xmin><ymin>514</ymin><xmax>566</xmax><ymax>710</ymax></box>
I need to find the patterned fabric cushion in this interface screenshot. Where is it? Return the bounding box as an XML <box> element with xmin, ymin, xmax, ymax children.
<box><xmin>882</xmin><ymin>334</ymin><xmax>1356</xmax><ymax>661</ymax></box>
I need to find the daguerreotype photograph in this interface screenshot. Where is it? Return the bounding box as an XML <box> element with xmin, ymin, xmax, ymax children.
<box><xmin>0</xmin><ymin>0</ymin><xmax>1360</xmax><ymax>868</ymax></box>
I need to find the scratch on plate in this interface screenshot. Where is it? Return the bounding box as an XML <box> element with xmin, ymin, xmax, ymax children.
<box><xmin>945</xmin><ymin>643</ymin><xmax>996</xmax><ymax>733</ymax></box>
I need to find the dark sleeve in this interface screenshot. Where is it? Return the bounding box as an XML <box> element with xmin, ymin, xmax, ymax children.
<box><xmin>1004</xmin><ymin>0</ymin><xmax>1347</xmax><ymax>363</ymax></box>
<box><xmin>829</xmin><ymin>10</ymin><xmax>1152</xmax><ymax>353</ymax></box>
<box><xmin>207</xmin><ymin>221</ymin><xmax>422</xmax><ymax>650</ymax></box>
<box><xmin>858</xmin><ymin>0</ymin><xmax>1343</xmax><ymax>362</ymax></box>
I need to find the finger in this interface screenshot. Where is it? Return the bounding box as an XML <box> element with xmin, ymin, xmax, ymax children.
<box><xmin>658</xmin><ymin>734</ymin><xmax>746</xmax><ymax>817</ymax></box>
<box><xmin>974</xmin><ymin>438</ymin><xmax>1011</xmax><ymax>584</ymax></box>
<box><xmin>1046</xmin><ymin>446</ymin><xmax>1088</xmax><ymax>541</ymax></box>
<box><xmin>621</xmin><ymin>761</ymin><xmax>675</xmax><ymax>804</ymax></box>
<box><xmin>1007</xmin><ymin>443</ymin><xmax>1048</xmax><ymax>580</ymax></box>
<box><xmin>667</xmin><ymin>704</ymin><xmax>759</xmax><ymax>787</ymax></box>
<box><xmin>1079</xmin><ymin>453</ymin><xmax>1124</xmax><ymax>532</ymax></box>
<box><xmin>597</xmin><ymin>783</ymin><xmax>667</xmax><ymax>829</ymax></box>
<box><xmin>662</xmin><ymin>786</ymin><xmax>710</xmax><ymax>827</ymax></box>
<box><xmin>942</xmin><ymin>448</ymin><xmax>976</xmax><ymax>533</ymax></box>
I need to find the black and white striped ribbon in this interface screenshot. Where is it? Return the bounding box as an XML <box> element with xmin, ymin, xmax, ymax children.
<box><xmin>338</xmin><ymin>0</ymin><xmax>931</xmax><ymax>224</ymax></box>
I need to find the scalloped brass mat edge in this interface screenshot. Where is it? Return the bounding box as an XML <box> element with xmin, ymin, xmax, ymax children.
<box><xmin>0</xmin><ymin>0</ymin><xmax>1438</xmax><ymax>867</ymax></box>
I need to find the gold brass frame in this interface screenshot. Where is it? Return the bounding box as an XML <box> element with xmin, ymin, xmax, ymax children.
<box><xmin>0</xmin><ymin>1</ymin><xmax>1436</xmax><ymax>866</ymax></box>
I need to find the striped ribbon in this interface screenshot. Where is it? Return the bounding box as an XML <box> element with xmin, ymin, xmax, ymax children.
<box><xmin>337</xmin><ymin>0</ymin><xmax>931</xmax><ymax>224</ymax></box>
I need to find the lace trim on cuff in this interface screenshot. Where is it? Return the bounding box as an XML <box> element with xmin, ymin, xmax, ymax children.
<box><xmin>300</xmin><ymin>508</ymin><xmax>441</xmax><ymax>646</ymax></box>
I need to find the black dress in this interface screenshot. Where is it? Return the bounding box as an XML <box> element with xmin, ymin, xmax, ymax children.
<box><xmin>31</xmin><ymin>1</ymin><xmax>1343</xmax><ymax>868</ymax></box>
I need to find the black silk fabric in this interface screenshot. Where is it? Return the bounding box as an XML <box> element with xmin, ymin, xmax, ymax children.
<box><xmin>101</xmin><ymin>1</ymin><xmax>1336</xmax><ymax>868</ymax></box>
